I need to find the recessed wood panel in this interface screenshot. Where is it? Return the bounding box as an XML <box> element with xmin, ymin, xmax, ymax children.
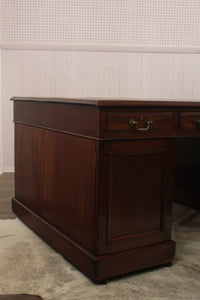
<box><xmin>97</xmin><ymin>138</ymin><xmax>174</xmax><ymax>254</ymax></box>
<box><xmin>108</xmin><ymin>152</ymin><xmax>164</xmax><ymax>240</ymax></box>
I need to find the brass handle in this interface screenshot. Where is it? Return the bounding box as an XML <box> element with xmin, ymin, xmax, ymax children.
<box><xmin>196</xmin><ymin>119</ymin><xmax>200</xmax><ymax>125</ymax></box>
<box><xmin>129</xmin><ymin>118</ymin><xmax>154</xmax><ymax>132</ymax></box>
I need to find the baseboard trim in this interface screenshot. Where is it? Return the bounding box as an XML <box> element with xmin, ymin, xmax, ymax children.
<box><xmin>1</xmin><ymin>166</ymin><xmax>14</xmax><ymax>173</ymax></box>
<box><xmin>12</xmin><ymin>198</ymin><xmax>176</xmax><ymax>282</ymax></box>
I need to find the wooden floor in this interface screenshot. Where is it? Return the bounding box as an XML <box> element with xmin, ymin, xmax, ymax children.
<box><xmin>0</xmin><ymin>173</ymin><xmax>16</xmax><ymax>219</ymax></box>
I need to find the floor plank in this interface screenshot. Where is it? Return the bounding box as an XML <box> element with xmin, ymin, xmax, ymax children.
<box><xmin>0</xmin><ymin>173</ymin><xmax>16</xmax><ymax>219</ymax></box>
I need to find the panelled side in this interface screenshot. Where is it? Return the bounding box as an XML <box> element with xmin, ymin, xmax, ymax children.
<box><xmin>14</xmin><ymin>123</ymin><xmax>97</xmax><ymax>253</ymax></box>
<box><xmin>97</xmin><ymin>139</ymin><xmax>175</xmax><ymax>255</ymax></box>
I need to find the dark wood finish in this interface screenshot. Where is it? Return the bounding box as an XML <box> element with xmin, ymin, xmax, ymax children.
<box><xmin>0</xmin><ymin>173</ymin><xmax>15</xmax><ymax>219</ymax></box>
<box><xmin>15</xmin><ymin>124</ymin><xmax>96</xmax><ymax>252</ymax></box>
<box><xmin>108</xmin><ymin>111</ymin><xmax>174</xmax><ymax>130</ymax></box>
<box><xmin>12</xmin><ymin>97</ymin><xmax>200</xmax><ymax>283</ymax></box>
<box><xmin>0</xmin><ymin>295</ymin><xmax>43</xmax><ymax>300</ymax></box>
<box><xmin>179</xmin><ymin>112</ymin><xmax>200</xmax><ymax>131</ymax></box>
<box><xmin>12</xmin><ymin>198</ymin><xmax>175</xmax><ymax>282</ymax></box>
<box><xmin>106</xmin><ymin>111</ymin><xmax>176</xmax><ymax>139</ymax></box>
<box><xmin>12</xmin><ymin>198</ymin><xmax>97</xmax><ymax>280</ymax></box>
<box><xmin>13</xmin><ymin>101</ymin><xmax>100</xmax><ymax>138</ymax></box>
<box><xmin>175</xmin><ymin>137</ymin><xmax>200</xmax><ymax>209</ymax></box>
<box><xmin>97</xmin><ymin>139</ymin><xmax>174</xmax><ymax>255</ymax></box>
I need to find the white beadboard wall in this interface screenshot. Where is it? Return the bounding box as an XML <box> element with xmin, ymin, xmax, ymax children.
<box><xmin>1</xmin><ymin>49</ymin><xmax>200</xmax><ymax>171</ymax></box>
<box><xmin>0</xmin><ymin>50</ymin><xmax>3</xmax><ymax>174</ymax></box>
<box><xmin>4</xmin><ymin>50</ymin><xmax>200</xmax><ymax>98</ymax></box>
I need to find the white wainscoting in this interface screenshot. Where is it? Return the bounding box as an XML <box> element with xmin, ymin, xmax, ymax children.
<box><xmin>1</xmin><ymin>51</ymin><xmax>15</xmax><ymax>172</ymax></box>
<box><xmin>1</xmin><ymin>49</ymin><xmax>200</xmax><ymax>170</ymax></box>
<box><xmin>0</xmin><ymin>50</ymin><xmax>3</xmax><ymax>174</ymax></box>
<box><xmin>4</xmin><ymin>50</ymin><xmax>200</xmax><ymax>98</ymax></box>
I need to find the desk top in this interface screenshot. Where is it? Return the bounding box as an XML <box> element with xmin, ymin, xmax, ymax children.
<box><xmin>12</xmin><ymin>96</ymin><xmax>200</xmax><ymax>140</ymax></box>
<box><xmin>11</xmin><ymin>97</ymin><xmax>200</xmax><ymax>108</ymax></box>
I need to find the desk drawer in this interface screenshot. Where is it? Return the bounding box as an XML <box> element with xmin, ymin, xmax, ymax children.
<box><xmin>179</xmin><ymin>113</ymin><xmax>200</xmax><ymax>131</ymax></box>
<box><xmin>106</xmin><ymin>111</ymin><xmax>175</xmax><ymax>138</ymax></box>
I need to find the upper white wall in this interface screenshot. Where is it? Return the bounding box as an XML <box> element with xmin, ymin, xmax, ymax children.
<box><xmin>1</xmin><ymin>0</ymin><xmax>200</xmax><ymax>52</ymax></box>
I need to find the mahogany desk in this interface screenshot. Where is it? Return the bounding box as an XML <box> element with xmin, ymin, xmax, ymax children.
<box><xmin>11</xmin><ymin>97</ymin><xmax>200</xmax><ymax>283</ymax></box>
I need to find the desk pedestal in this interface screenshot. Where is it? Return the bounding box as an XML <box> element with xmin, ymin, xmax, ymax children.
<box><xmin>12</xmin><ymin>97</ymin><xmax>200</xmax><ymax>282</ymax></box>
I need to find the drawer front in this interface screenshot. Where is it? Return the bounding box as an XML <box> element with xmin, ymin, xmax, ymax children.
<box><xmin>179</xmin><ymin>113</ymin><xmax>200</xmax><ymax>131</ymax></box>
<box><xmin>106</xmin><ymin>111</ymin><xmax>175</xmax><ymax>138</ymax></box>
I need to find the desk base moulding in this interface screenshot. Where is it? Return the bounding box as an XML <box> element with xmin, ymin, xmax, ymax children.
<box><xmin>12</xmin><ymin>198</ymin><xmax>175</xmax><ymax>283</ymax></box>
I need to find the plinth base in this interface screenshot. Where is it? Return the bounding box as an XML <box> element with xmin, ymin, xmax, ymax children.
<box><xmin>12</xmin><ymin>198</ymin><xmax>176</xmax><ymax>283</ymax></box>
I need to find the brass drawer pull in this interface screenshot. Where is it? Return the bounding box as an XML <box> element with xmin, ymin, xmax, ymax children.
<box><xmin>196</xmin><ymin>119</ymin><xmax>200</xmax><ymax>126</ymax></box>
<box><xmin>129</xmin><ymin>119</ymin><xmax>154</xmax><ymax>132</ymax></box>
